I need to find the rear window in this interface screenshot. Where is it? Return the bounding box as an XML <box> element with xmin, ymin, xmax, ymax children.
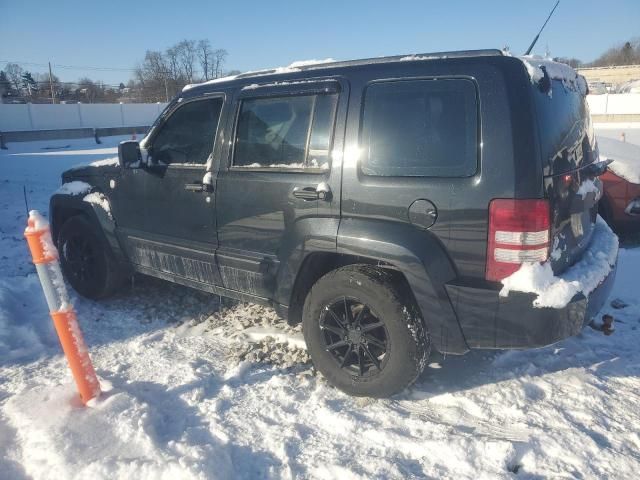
<box><xmin>532</xmin><ymin>79</ymin><xmax>592</xmax><ymax>170</ymax></box>
<box><xmin>360</xmin><ymin>79</ymin><xmax>478</xmax><ymax>177</ymax></box>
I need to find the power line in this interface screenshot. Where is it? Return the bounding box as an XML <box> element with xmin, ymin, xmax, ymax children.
<box><xmin>1</xmin><ymin>60</ymin><xmax>208</xmax><ymax>75</ymax></box>
<box><xmin>0</xmin><ymin>60</ymin><xmax>136</xmax><ymax>72</ymax></box>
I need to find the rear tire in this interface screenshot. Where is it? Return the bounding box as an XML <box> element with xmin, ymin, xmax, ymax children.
<box><xmin>302</xmin><ymin>265</ymin><xmax>430</xmax><ymax>398</ymax></box>
<box><xmin>57</xmin><ymin>215</ymin><xmax>125</xmax><ymax>300</ymax></box>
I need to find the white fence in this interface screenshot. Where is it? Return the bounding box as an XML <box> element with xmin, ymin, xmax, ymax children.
<box><xmin>1</xmin><ymin>95</ymin><xmax>638</xmax><ymax>132</ymax></box>
<box><xmin>0</xmin><ymin>102</ymin><xmax>168</xmax><ymax>131</ymax></box>
<box><xmin>587</xmin><ymin>93</ymin><xmax>640</xmax><ymax>116</ymax></box>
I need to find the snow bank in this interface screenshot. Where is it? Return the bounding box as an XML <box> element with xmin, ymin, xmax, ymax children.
<box><xmin>0</xmin><ymin>276</ymin><xmax>56</xmax><ymax>361</ymax></box>
<box><xmin>519</xmin><ymin>55</ymin><xmax>588</xmax><ymax>96</ymax></box>
<box><xmin>55</xmin><ymin>180</ymin><xmax>92</xmax><ymax>196</ymax></box>
<box><xmin>597</xmin><ymin>136</ymin><xmax>640</xmax><ymax>184</ymax></box>
<box><xmin>4</xmin><ymin>384</ymin><xmax>234</xmax><ymax>480</ymax></box>
<box><xmin>500</xmin><ymin>216</ymin><xmax>618</xmax><ymax>308</ymax></box>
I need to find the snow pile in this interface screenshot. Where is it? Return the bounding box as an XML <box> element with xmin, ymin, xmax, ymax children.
<box><xmin>4</xmin><ymin>382</ymin><xmax>235</xmax><ymax>480</ymax></box>
<box><xmin>90</xmin><ymin>156</ymin><xmax>119</xmax><ymax>167</ymax></box>
<box><xmin>597</xmin><ymin>136</ymin><xmax>640</xmax><ymax>184</ymax></box>
<box><xmin>55</xmin><ymin>180</ymin><xmax>92</xmax><ymax>196</ymax></box>
<box><xmin>83</xmin><ymin>192</ymin><xmax>112</xmax><ymax>219</ymax></box>
<box><xmin>0</xmin><ymin>276</ymin><xmax>55</xmax><ymax>361</ymax></box>
<box><xmin>519</xmin><ymin>56</ymin><xmax>588</xmax><ymax>95</ymax></box>
<box><xmin>500</xmin><ymin>216</ymin><xmax>618</xmax><ymax>308</ymax></box>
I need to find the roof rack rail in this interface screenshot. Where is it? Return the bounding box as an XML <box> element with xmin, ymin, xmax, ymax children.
<box><xmin>301</xmin><ymin>49</ymin><xmax>504</xmax><ymax>71</ymax></box>
<box><xmin>234</xmin><ymin>49</ymin><xmax>504</xmax><ymax>79</ymax></box>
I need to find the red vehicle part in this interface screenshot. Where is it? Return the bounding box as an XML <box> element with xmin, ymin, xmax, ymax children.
<box><xmin>599</xmin><ymin>169</ymin><xmax>640</xmax><ymax>230</ymax></box>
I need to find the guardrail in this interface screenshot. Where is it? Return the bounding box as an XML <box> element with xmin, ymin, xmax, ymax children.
<box><xmin>0</xmin><ymin>125</ymin><xmax>150</xmax><ymax>149</ymax></box>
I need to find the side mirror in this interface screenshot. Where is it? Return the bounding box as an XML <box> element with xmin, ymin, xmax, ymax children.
<box><xmin>118</xmin><ymin>141</ymin><xmax>142</xmax><ymax>168</ymax></box>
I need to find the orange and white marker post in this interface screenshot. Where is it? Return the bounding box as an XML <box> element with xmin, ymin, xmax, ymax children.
<box><xmin>24</xmin><ymin>210</ymin><xmax>101</xmax><ymax>405</ymax></box>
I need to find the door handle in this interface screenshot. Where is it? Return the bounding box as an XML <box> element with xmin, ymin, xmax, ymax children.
<box><xmin>292</xmin><ymin>182</ymin><xmax>332</xmax><ymax>201</ymax></box>
<box><xmin>185</xmin><ymin>182</ymin><xmax>213</xmax><ymax>193</ymax></box>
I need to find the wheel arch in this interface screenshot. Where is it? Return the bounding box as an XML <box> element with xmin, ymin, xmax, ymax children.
<box><xmin>278</xmin><ymin>218</ymin><xmax>469</xmax><ymax>354</ymax></box>
<box><xmin>50</xmin><ymin>192</ymin><xmax>127</xmax><ymax>266</ymax></box>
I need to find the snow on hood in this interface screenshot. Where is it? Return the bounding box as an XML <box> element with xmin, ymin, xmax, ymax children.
<box><xmin>500</xmin><ymin>216</ymin><xmax>618</xmax><ymax>308</ymax></box>
<box><xmin>183</xmin><ymin>58</ymin><xmax>336</xmax><ymax>92</ymax></box>
<box><xmin>597</xmin><ymin>136</ymin><xmax>640</xmax><ymax>184</ymax></box>
<box><xmin>519</xmin><ymin>55</ymin><xmax>587</xmax><ymax>95</ymax></box>
<box><xmin>89</xmin><ymin>156</ymin><xmax>119</xmax><ymax>167</ymax></box>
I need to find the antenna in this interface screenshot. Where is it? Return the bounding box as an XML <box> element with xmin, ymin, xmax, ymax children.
<box><xmin>524</xmin><ymin>0</ymin><xmax>560</xmax><ymax>56</ymax></box>
<box><xmin>23</xmin><ymin>185</ymin><xmax>30</xmax><ymax>216</ymax></box>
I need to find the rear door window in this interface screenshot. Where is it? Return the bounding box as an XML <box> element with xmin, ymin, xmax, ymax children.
<box><xmin>360</xmin><ymin>79</ymin><xmax>478</xmax><ymax>177</ymax></box>
<box><xmin>233</xmin><ymin>93</ymin><xmax>338</xmax><ymax>170</ymax></box>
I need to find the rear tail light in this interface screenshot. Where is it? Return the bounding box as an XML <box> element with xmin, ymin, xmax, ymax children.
<box><xmin>486</xmin><ymin>199</ymin><xmax>551</xmax><ymax>282</ymax></box>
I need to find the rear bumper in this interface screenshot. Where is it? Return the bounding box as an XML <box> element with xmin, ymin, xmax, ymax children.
<box><xmin>446</xmin><ymin>261</ymin><xmax>617</xmax><ymax>349</ymax></box>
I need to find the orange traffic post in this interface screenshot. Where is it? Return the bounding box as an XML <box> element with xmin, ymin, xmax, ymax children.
<box><xmin>24</xmin><ymin>210</ymin><xmax>101</xmax><ymax>405</ymax></box>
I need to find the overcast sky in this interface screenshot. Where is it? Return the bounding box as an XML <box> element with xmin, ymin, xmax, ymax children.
<box><xmin>1</xmin><ymin>0</ymin><xmax>639</xmax><ymax>86</ymax></box>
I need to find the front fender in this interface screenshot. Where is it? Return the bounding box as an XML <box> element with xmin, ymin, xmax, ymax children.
<box><xmin>336</xmin><ymin>218</ymin><xmax>469</xmax><ymax>354</ymax></box>
<box><xmin>49</xmin><ymin>191</ymin><xmax>127</xmax><ymax>266</ymax></box>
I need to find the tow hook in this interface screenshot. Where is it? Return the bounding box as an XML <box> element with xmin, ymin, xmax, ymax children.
<box><xmin>589</xmin><ymin>314</ymin><xmax>615</xmax><ymax>336</ymax></box>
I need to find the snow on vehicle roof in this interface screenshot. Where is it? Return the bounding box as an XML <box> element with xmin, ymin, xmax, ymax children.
<box><xmin>597</xmin><ymin>136</ymin><xmax>640</xmax><ymax>184</ymax></box>
<box><xmin>183</xmin><ymin>58</ymin><xmax>336</xmax><ymax>92</ymax></box>
<box><xmin>517</xmin><ymin>55</ymin><xmax>587</xmax><ymax>95</ymax></box>
<box><xmin>182</xmin><ymin>49</ymin><xmax>504</xmax><ymax>92</ymax></box>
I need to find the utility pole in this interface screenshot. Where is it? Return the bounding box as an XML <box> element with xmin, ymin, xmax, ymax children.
<box><xmin>48</xmin><ymin>62</ymin><xmax>55</xmax><ymax>104</ymax></box>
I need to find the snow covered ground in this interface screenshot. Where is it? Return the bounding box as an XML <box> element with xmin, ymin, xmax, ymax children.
<box><xmin>1</xmin><ymin>137</ymin><xmax>640</xmax><ymax>479</ymax></box>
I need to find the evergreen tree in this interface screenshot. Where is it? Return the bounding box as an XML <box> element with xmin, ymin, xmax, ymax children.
<box><xmin>0</xmin><ymin>71</ymin><xmax>11</xmax><ymax>101</ymax></box>
<box><xmin>21</xmin><ymin>71</ymin><xmax>38</xmax><ymax>96</ymax></box>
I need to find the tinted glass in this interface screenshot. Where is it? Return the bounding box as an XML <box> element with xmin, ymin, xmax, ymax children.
<box><xmin>361</xmin><ymin>79</ymin><xmax>478</xmax><ymax>177</ymax></box>
<box><xmin>234</xmin><ymin>93</ymin><xmax>337</xmax><ymax>169</ymax></box>
<box><xmin>151</xmin><ymin>98</ymin><xmax>223</xmax><ymax>165</ymax></box>
<box><xmin>532</xmin><ymin>79</ymin><xmax>590</xmax><ymax>173</ymax></box>
<box><xmin>308</xmin><ymin>94</ymin><xmax>338</xmax><ymax>169</ymax></box>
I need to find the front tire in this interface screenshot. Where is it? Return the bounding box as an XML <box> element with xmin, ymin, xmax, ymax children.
<box><xmin>302</xmin><ymin>265</ymin><xmax>430</xmax><ymax>397</ymax></box>
<box><xmin>57</xmin><ymin>215</ymin><xmax>124</xmax><ymax>300</ymax></box>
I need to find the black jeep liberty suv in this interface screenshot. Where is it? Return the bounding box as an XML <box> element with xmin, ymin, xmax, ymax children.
<box><xmin>50</xmin><ymin>50</ymin><xmax>617</xmax><ymax>397</ymax></box>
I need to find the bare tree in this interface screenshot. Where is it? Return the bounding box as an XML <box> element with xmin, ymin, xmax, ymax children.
<box><xmin>212</xmin><ymin>49</ymin><xmax>228</xmax><ymax>78</ymax></box>
<box><xmin>197</xmin><ymin>39</ymin><xmax>214</xmax><ymax>80</ymax></box>
<box><xmin>131</xmin><ymin>39</ymin><xmax>230</xmax><ymax>101</ymax></box>
<box><xmin>177</xmin><ymin>40</ymin><xmax>197</xmax><ymax>83</ymax></box>
<box><xmin>5</xmin><ymin>63</ymin><xmax>23</xmax><ymax>91</ymax></box>
<box><xmin>77</xmin><ymin>77</ymin><xmax>99</xmax><ymax>103</ymax></box>
<box><xmin>590</xmin><ymin>38</ymin><xmax>640</xmax><ymax>67</ymax></box>
<box><xmin>165</xmin><ymin>47</ymin><xmax>181</xmax><ymax>80</ymax></box>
